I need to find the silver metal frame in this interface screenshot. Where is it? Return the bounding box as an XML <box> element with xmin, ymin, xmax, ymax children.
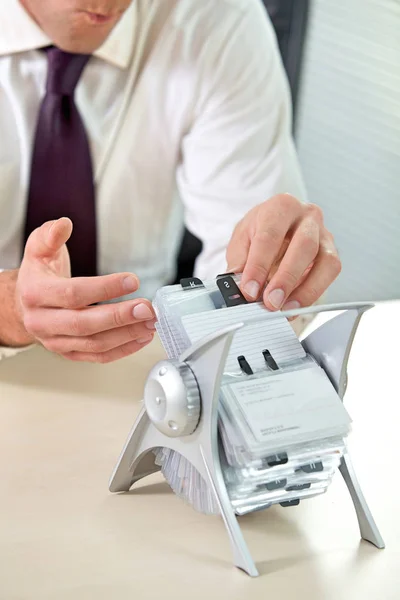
<box><xmin>109</xmin><ymin>302</ymin><xmax>385</xmax><ymax>577</ymax></box>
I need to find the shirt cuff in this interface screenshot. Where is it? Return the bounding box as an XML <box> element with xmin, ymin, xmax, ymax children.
<box><xmin>0</xmin><ymin>343</ymin><xmax>36</xmax><ymax>361</ymax></box>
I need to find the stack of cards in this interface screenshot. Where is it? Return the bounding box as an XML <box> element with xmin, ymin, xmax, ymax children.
<box><xmin>152</xmin><ymin>275</ymin><xmax>352</xmax><ymax>515</ymax></box>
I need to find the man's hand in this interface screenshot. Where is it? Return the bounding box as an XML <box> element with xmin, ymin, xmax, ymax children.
<box><xmin>2</xmin><ymin>218</ymin><xmax>157</xmax><ymax>363</ymax></box>
<box><xmin>226</xmin><ymin>194</ymin><xmax>341</xmax><ymax>312</ymax></box>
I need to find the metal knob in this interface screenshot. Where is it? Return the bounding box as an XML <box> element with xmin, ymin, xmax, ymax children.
<box><xmin>144</xmin><ymin>360</ymin><xmax>201</xmax><ymax>437</ymax></box>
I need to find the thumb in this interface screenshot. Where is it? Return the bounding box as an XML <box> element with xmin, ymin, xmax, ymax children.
<box><xmin>24</xmin><ymin>218</ymin><xmax>73</xmax><ymax>260</ymax></box>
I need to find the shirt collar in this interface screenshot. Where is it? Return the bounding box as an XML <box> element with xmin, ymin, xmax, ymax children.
<box><xmin>0</xmin><ymin>0</ymin><xmax>135</xmax><ymax>69</ymax></box>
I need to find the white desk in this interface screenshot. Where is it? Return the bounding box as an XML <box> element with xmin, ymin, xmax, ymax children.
<box><xmin>0</xmin><ymin>302</ymin><xmax>399</xmax><ymax>599</ymax></box>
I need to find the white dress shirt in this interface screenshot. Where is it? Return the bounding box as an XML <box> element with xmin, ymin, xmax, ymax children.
<box><xmin>0</xmin><ymin>0</ymin><xmax>306</xmax><ymax>358</ymax></box>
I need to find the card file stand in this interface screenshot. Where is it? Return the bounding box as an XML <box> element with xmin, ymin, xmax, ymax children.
<box><xmin>109</xmin><ymin>301</ymin><xmax>385</xmax><ymax>577</ymax></box>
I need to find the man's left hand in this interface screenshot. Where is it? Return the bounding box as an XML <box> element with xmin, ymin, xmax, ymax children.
<box><xmin>226</xmin><ymin>194</ymin><xmax>341</xmax><ymax>312</ymax></box>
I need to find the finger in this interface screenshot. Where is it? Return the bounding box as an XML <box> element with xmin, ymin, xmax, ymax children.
<box><xmin>239</xmin><ymin>196</ymin><xmax>303</xmax><ymax>300</ymax></box>
<box><xmin>44</xmin><ymin>322</ymin><xmax>155</xmax><ymax>354</ymax></box>
<box><xmin>226</xmin><ymin>223</ymin><xmax>250</xmax><ymax>274</ymax></box>
<box><xmin>240</xmin><ymin>221</ymin><xmax>292</xmax><ymax>301</ymax></box>
<box><xmin>22</xmin><ymin>271</ymin><xmax>140</xmax><ymax>309</ymax></box>
<box><xmin>281</xmin><ymin>237</ymin><xmax>342</xmax><ymax>310</ymax></box>
<box><xmin>23</xmin><ymin>299</ymin><xmax>156</xmax><ymax>338</ymax></box>
<box><xmin>61</xmin><ymin>336</ymin><xmax>154</xmax><ymax>364</ymax></box>
<box><xmin>265</xmin><ymin>238</ymin><xmax>290</xmax><ymax>282</ymax></box>
<box><xmin>262</xmin><ymin>218</ymin><xmax>320</xmax><ymax>310</ymax></box>
<box><xmin>24</xmin><ymin>217</ymin><xmax>73</xmax><ymax>260</ymax></box>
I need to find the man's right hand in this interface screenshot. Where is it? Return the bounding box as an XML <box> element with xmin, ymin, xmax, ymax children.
<box><xmin>1</xmin><ymin>218</ymin><xmax>157</xmax><ymax>363</ymax></box>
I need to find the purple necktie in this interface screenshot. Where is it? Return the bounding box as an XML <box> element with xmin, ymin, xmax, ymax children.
<box><xmin>24</xmin><ymin>46</ymin><xmax>97</xmax><ymax>277</ymax></box>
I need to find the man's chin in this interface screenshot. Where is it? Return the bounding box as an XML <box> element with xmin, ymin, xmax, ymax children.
<box><xmin>50</xmin><ymin>32</ymin><xmax>111</xmax><ymax>55</ymax></box>
<box><xmin>48</xmin><ymin>19</ymin><xmax>119</xmax><ymax>55</ymax></box>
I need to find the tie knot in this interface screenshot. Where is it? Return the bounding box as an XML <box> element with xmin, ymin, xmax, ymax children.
<box><xmin>45</xmin><ymin>47</ymin><xmax>90</xmax><ymax>96</ymax></box>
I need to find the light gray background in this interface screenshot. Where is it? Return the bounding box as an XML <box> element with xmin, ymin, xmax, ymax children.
<box><xmin>296</xmin><ymin>0</ymin><xmax>400</xmax><ymax>302</ymax></box>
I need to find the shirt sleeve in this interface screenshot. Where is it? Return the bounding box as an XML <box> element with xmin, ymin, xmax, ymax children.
<box><xmin>176</xmin><ymin>0</ymin><xmax>308</xmax><ymax>280</ymax></box>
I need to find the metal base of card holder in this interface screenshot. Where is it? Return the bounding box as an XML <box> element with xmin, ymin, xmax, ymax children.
<box><xmin>109</xmin><ymin>302</ymin><xmax>385</xmax><ymax>577</ymax></box>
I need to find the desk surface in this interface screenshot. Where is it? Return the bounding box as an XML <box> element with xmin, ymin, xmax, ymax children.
<box><xmin>0</xmin><ymin>302</ymin><xmax>399</xmax><ymax>600</ymax></box>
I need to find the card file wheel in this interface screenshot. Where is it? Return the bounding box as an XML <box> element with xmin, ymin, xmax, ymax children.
<box><xmin>110</xmin><ymin>297</ymin><xmax>386</xmax><ymax>577</ymax></box>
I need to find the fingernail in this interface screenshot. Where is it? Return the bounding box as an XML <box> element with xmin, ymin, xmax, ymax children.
<box><xmin>243</xmin><ymin>280</ymin><xmax>260</xmax><ymax>299</ymax></box>
<box><xmin>137</xmin><ymin>335</ymin><xmax>153</xmax><ymax>345</ymax></box>
<box><xmin>123</xmin><ymin>276</ymin><xmax>138</xmax><ymax>293</ymax></box>
<box><xmin>133</xmin><ymin>303</ymin><xmax>153</xmax><ymax>320</ymax></box>
<box><xmin>283</xmin><ymin>300</ymin><xmax>301</xmax><ymax>311</ymax></box>
<box><xmin>48</xmin><ymin>218</ymin><xmax>63</xmax><ymax>234</ymax></box>
<box><xmin>268</xmin><ymin>288</ymin><xmax>285</xmax><ymax>309</ymax></box>
<box><xmin>145</xmin><ymin>320</ymin><xmax>156</xmax><ymax>330</ymax></box>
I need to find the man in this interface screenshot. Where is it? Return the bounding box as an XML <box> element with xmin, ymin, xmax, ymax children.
<box><xmin>0</xmin><ymin>0</ymin><xmax>341</xmax><ymax>363</ymax></box>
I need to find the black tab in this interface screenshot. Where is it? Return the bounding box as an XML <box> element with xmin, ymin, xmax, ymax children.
<box><xmin>299</xmin><ymin>462</ymin><xmax>324</xmax><ymax>474</ymax></box>
<box><xmin>263</xmin><ymin>349</ymin><xmax>279</xmax><ymax>371</ymax></box>
<box><xmin>287</xmin><ymin>483</ymin><xmax>311</xmax><ymax>492</ymax></box>
<box><xmin>266</xmin><ymin>479</ymin><xmax>287</xmax><ymax>491</ymax></box>
<box><xmin>216</xmin><ymin>272</ymin><xmax>236</xmax><ymax>279</ymax></box>
<box><xmin>180</xmin><ymin>277</ymin><xmax>204</xmax><ymax>290</ymax></box>
<box><xmin>265</xmin><ymin>453</ymin><xmax>288</xmax><ymax>467</ymax></box>
<box><xmin>280</xmin><ymin>499</ymin><xmax>300</xmax><ymax>508</ymax></box>
<box><xmin>216</xmin><ymin>275</ymin><xmax>247</xmax><ymax>307</ymax></box>
<box><xmin>238</xmin><ymin>355</ymin><xmax>253</xmax><ymax>375</ymax></box>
